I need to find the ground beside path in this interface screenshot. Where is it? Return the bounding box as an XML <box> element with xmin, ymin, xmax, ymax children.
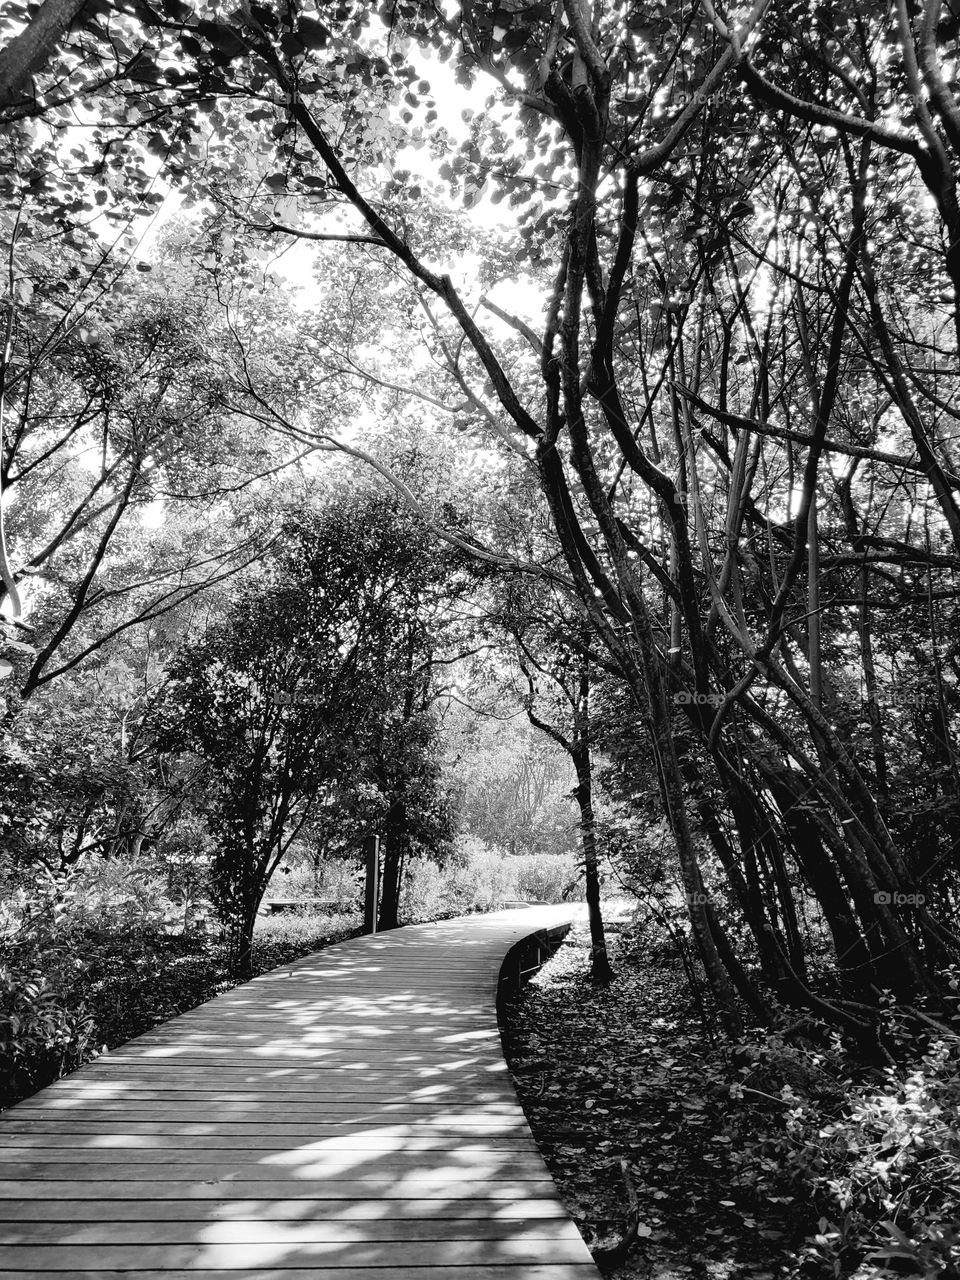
<box><xmin>502</xmin><ymin>916</ymin><xmax>807</xmax><ymax>1280</ymax></box>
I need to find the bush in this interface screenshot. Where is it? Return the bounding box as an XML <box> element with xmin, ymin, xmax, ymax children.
<box><xmin>269</xmin><ymin>856</ymin><xmax>361</xmax><ymax>910</ymax></box>
<box><xmin>66</xmin><ymin>854</ymin><xmax>177</xmax><ymax>925</ymax></box>
<box><xmin>401</xmin><ymin>841</ymin><xmax>585</xmax><ymax>920</ymax></box>
<box><xmin>451</xmin><ymin>842</ymin><xmax>519</xmax><ymax>910</ymax></box>
<box><xmin>402</xmin><ymin>858</ymin><xmax>449</xmax><ymax>922</ymax></box>
<box><xmin>513</xmin><ymin>851</ymin><xmax>580</xmax><ymax>903</ymax></box>
<box><xmin>724</xmin><ymin>1031</ymin><xmax>960</xmax><ymax>1277</ymax></box>
<box><xmin>403</xmin><ymin>838</ymin><xmax>518</xmax><ymax>921</ymax></box>
<box><xmin>0</xmin><ymin>953</ymin><xmax>96</xmax><ymax>1106</ymax></box>
<box><xmin>252</xmin><ymin>911</ymin><xmax>357</xmax><ymax>960</ymax></box>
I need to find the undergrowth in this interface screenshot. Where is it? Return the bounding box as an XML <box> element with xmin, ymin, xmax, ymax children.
<box><xmin>502</xmin><ymin>915</ymin><xmax>960</xmax><ymax>1280</ymax></box>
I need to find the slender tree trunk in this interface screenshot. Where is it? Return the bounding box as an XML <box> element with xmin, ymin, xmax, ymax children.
<box><xmin>859</xmin><ymin>566</ymin><xmax>889</xmax><ymax>804</ymax></box>
<box><xmin>230</xmin><ymin>898</ymin><xmax>260</xmax><ymax>980</ymax></box>
<box><xmin>696</xmin><ymin>790</ymin><xmax>785</xmax><ymax>989</ymax></box>
<box><xmin>630</xmin><ymin>641</ymin><xmax>745</xmax><ymax>1037</ymax></box>
<box><xmin>571</xmin><ymin>742</ymin><xmax>614</xmax><ymax>985</ymax></box>
<box><xmin>766</xmin><ymin>773</ymin><xmax>878</xmax><ymax>992</ymax></box>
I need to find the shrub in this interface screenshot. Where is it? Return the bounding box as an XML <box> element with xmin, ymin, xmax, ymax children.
<box><xmin>724</xmin><ymin>1031</ymin><xmax>960</xmax><ymax>1277</ymax></box>
<box><xmin>269</xmin><ymin>856</ymin><xmax>361</xmax><ymax>910</ymax></box>
<box><xmin>402</xmin><ymin>858</ymin><xmax>449</xmax><ymax>922</ymax></box>
<box><xmin>66</xmin><ymin>854</ymin><xmax>177</xmax><ymax>925</ymax></box>
<box><xmin>402</xmin><ymin>838</ymin><xmax>522</xmax><ymax>921</ymax></box>
<box><xmin>452</xmin><ymin>842</ymin><xmax>519</xmax><ymax>910</ymax></box>
<box><xmin>252</xmin><ymin>911</ymin><xmax>358</xmax><ymax>960</ymax></box>
<box><xmin>0</xmin><ymin>955</ymin><xmax>96</xmax><ymax>1106</ymax></box>
<box><xmin>513</xmin><ymin>851</ymin><xmax>580</xmax><ymax>903</ymax></box>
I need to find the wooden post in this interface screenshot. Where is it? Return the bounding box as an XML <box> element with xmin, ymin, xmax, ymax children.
<box><xmin>363</xmin><ymin>834</ymin><xmax>380</xmax><ymax>935</ymax></box>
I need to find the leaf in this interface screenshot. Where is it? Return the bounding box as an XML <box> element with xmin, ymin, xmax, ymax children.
<box><xmin>297</xmin><ymin>17</ymin><xmax>331</xmax><ymax>49</ymax></box>
<box><xmin>196</xmin><ymin>20</ymin><xmax>247</xmax><ymax>59</ymax></box>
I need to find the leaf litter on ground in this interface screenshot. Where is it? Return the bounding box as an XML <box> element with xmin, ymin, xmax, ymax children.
<box><xmin>500</xmin><ymin>911</ymin><xmax>804</xmax><ymax>1280</ymax></box>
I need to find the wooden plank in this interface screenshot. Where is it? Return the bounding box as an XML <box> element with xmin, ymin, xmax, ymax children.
<box><xmin>96</xmin><ymin>1052</ymin><xmax>505</xmax><ymax>1064</ymax></box>
<box><xmin>2</xmin><ymin>1157</ymin><xmax>552</xmax><ymax>1179</ymax></box>
<box><xmin>30</xmin><ymin>1083</ymin><xmax>518</xmax><ymax>1099</ymax></box>
<box><xmin>109</xmin><ymin>1031</ymin><xmax>506</xmax><ymax>1046</ymax></box>
<box><xmin>4</xmin><ymin>1098</ymin><xmax>522</xmax><ymax>1114</ymax></box>
<box><xmin>0</xmin><ymin>1217</ymin><xmax>585</xmax><ymax>1245</ymax></box>
<box><xmin>0</xmin><ymin>908</ymin><xmax>596</xmax><ymax>1278</ymax></box>
<box><xmin>0</xmin><ymin>1177</ymin><xmax>558</xmax><ymax>1200</ymax></box>
<box><xmin>87</xmin><ymin>1063</ymin><xmax>507</xmax><ymax>1075</ymax></box>
<box><xmin>0</xmin><ymin>1117</ymin><xmax>531</xmax><ymax>1134</ymax></box>
<box><xmin>130</xmin><ymin>1018</ymin><xmax>499</xmax><ymax>1027</ymax></box>
<box><xmin>0</xmin><ymin>1239</ymin><xmax>592</xmax><ymax>1268</ymax></box>
<box><xmin>0</xmin><ymin>1198</ymin><xmax>569</xmax><ymax>1223</ymax></box>
<box><xmin>0</xmin><ymin>1268</ymin><xmax>602</xmax><ymax>1280</ymax></box>
<box><xmin>0</xmin><ymin>1136</ymin><xmax>545</xmax><ymax>1157</ymax></box>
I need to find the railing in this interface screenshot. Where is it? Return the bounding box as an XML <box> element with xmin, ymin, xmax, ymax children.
<box><xmin>497</xmin><ymin>921</ymin><xmax>571</xmax><ymax>1000</ymax></box>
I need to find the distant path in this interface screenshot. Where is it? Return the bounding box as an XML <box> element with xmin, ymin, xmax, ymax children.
<box><xmin>0</xmin><ymin>907</ymin><xmax>599</xmax><ymax>1278</ymax></box>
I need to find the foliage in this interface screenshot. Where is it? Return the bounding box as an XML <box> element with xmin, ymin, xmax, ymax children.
<box><xmin>404</xmin><ymin>838</ymin><xmax>518</xmax><ymax>919</ymax></box>
<box><xmin>402</xmin><ymin>836</ymin><xmax>578</xmax><ymax>921</ymax></box>
<box><xmin>727</xmin><ymin>1037</ymin><xmax>960</xmax><ymax>1278</ymax></box>
<box><xmin>451</xmin><ymin>710</ymin><xmax>579</xmax><ymax>858</ymax></box>
<box><xmin>153</xmin><ymin>488</ymin><xmax>470</xmax><ymax>965</ymax></box>
<box><xmin>266</xmin><ymin>855</ymin><xmax>360</xmax><ymax>908</ymax></box>
<box><xmin>0</xmin><ymin>929</ymin><xmax>96</xmax><ymax>1109</ymax></box>
<box><xmin>515</xmin><ymin>850</ymin><xmax>580</xmax><ymax>903</ymax></box>
<box><xmin>0</xmin><ymin>231</ymin><xmax>292</xmax><ymax>697</ymax></box>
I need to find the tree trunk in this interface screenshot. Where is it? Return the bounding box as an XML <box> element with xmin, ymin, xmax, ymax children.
<box><xmin>378</xmin><ymin>802</ymin><xmax>406</xmax><ymax>931</ymax></box>
<box><xmin>571</xmin><ymin>743</ymin><xmax>614</xmax><ymax>985</ymax></box>
<box><xmin>0</xmin><ymin>0</ymin><xmax>87</xmax><ymax>114</ymax></box>
<box><xmin>229</xmin><ymin>898</ymin><xmax>261</xmax><ymax>980</ymax></box>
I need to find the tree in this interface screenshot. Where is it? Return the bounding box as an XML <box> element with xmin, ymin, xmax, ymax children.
<box><xmin>156</xmin><ymin>580</ymin><xmax>354</xmax><ymax>973</ymax></box>
<box><xmin>497</xmin><ymin>578</ymin><xmax>614</xmax><ymax>983</ymax></box>
<box><xmin>156</xmin><ymin>486</ymin><xmax>469</xmax><ymax>969</ymax></box>
<box><xmin>0</xmin><ymin>224</ymin><xmax>326</xmax><ymax>698</ymax></box>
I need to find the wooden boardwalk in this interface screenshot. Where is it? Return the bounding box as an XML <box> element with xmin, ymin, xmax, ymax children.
<box><xmin>0</xmin><ymin>907</ymin><xmax>599</xmax><ymax>1279</ymax></box>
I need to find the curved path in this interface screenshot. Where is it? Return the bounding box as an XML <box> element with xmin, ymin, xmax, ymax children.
<box><xmin>0</xmin><ymin>907</ymin><xmax>599</xmax><ymax>1279</ymax></box>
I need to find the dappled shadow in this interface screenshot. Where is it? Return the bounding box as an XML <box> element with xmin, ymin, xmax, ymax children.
<box><xmin>0</xmin><ymin>908</ymin><xmax>598</xmax><ymax>1276</ymax></box>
